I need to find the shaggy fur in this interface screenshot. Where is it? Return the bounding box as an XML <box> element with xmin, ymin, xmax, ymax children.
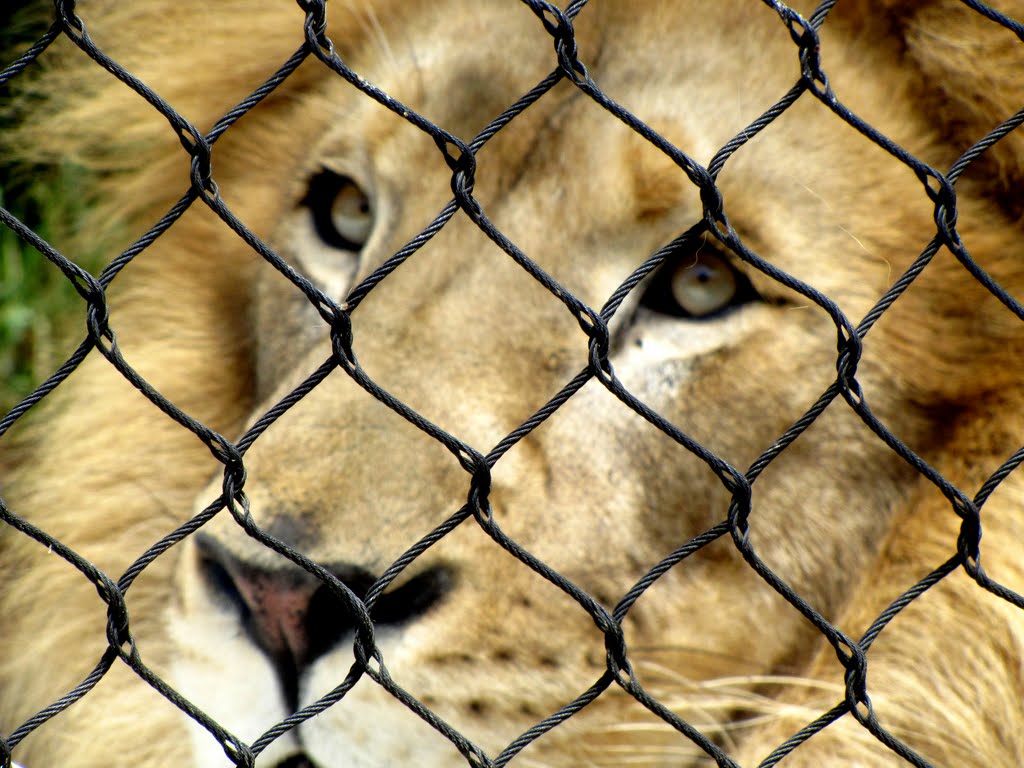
<box><xmin>2</xmin><ymin>1</ymin><xmax>1023</xmax><ymax>766</ymax></box>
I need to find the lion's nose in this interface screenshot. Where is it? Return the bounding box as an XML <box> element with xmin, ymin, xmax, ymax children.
<box><xmin>194</xmin><ymin>536</ymin><xmax>451</xmax><ymax>709</ymax></box>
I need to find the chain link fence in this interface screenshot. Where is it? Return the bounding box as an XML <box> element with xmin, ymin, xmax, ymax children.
<box><xmin>2</xmin><ymin>1</ymin><xmax>1024</xmax><ymax>766</ymax></box>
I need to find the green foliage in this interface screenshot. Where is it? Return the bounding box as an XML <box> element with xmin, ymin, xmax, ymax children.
<box><xmin>0</xmin><ymin>166</ymin><xmax>100</xmax><ymax>415</ymax></box>
<box><xmin>1</xmin><ymin>5</ymin><xmax>103</xmax><ymax>415</ymax></box>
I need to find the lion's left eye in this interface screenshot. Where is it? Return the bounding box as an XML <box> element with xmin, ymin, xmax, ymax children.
<box><xmin>640</xmin><ymin>247</ymin><xmax>757</xmax><ymax>319</ymax></box>
<box><xmin>302</xmin><ymin>170</ymin><xmax>374</xmax><ymax>251</ymax></box>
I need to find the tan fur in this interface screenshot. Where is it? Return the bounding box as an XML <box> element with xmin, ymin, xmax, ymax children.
<box><xmin>2</xmin><ymin>2</ymin><xmax>1024</xmax><ymax>766</ymax></box>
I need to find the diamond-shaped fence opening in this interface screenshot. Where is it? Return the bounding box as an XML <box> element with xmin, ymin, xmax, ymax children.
<box><xmin>2</xmin><ymin>2</ymin><xmax>1024</xmax><ymax>767</ymax></box>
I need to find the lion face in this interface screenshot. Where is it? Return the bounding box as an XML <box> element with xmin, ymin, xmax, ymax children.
<box><xmin>5</xmin><ymin>1</ymin><xmax>1023</xmax><ymax>767</ymax></box>
<box><xmin>156</xmin><ymin>3</ymin><xmax>1002</xmax><ymax>766</ymax></box>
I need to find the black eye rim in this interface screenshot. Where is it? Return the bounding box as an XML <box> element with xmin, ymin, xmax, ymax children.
<box><xmin>301</xmin><ymin>169</ymin><xmax>373</xmax><ymax>251</ymax></box>
<box><xmin>638</xmin><ymin>241</ymin><xmax>761</xmax><ymax>320</ymax></box>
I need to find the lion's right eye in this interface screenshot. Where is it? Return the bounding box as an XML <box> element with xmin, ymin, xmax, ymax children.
<box><xmin>640</xmin><ymin>246</ymin><xmax>759</xmax><ymax>319</ymax></box>
<box><xmin>302</xmin><ymin>170</ymin><xmax>375</xmax><ymax>251</ymax></box>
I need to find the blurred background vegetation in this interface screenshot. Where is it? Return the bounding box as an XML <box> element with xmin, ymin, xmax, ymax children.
<box><xmin>1</xmin><ymin>3</ymin><xmax>102</xmax><ymax>415</ymax></box>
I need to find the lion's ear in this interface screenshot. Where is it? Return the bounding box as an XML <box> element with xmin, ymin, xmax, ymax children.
<box><xmin>897</xmin><ymin>1</ymin><xmax>1024</xmax><ymax>373</ymax></box>
<box><xmin>834</xmin><ymin>1</ymin><xmax>1024</xmax><ymax>204</ymax></box>
<box><xmin>824</xmin><ymin>2</ymin><xmax>1024</xmax><ymax>403</ymax></box>
<box><xmin>899</xmin><ymin>1</ymin><xmax>1024</xmax><ymax>199</ymax></box>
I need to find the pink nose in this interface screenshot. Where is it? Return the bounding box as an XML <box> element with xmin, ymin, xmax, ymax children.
<box><xmin>194</xmin><ymin>537</ymin><xmax>373</xmax><ymax>713</ymax></box>
<box><xmin>195</xmin><ymin>536</ymin><xmax>452</xmax><ymax>710</ymax></box>
<box><xmin>228</xmin><ymin>566</ymin><xmax>323</xmax><ymax>665</ymax></box>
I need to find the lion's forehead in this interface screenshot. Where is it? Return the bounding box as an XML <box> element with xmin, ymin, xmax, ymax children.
<box><xmin>258</xmin><ymin>3</ymin><xmax>920</xmax><ymax>325</ymax></box>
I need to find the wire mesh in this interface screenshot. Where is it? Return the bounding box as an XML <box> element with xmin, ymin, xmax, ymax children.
<box><xmin>2</xmin><ymin>1</ymin><xmax>1023</xmax><ymax>766</ymax></box>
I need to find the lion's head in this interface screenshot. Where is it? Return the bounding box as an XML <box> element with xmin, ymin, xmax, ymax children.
<box><xmin>2</xmin><ymin>2</ymin><xmax>1023</xmax><ymax>767</ymax></box>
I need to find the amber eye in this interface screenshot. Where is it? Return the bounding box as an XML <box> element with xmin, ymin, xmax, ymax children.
<box><xmin>303</xmin><ymin>170</ymin><xmax>374</xmax><ymax>251</ymax></box>
<box><xmin>640</xmin><ymin>247</ymin><xmax>758</xmax><ymax>319</ymax></box>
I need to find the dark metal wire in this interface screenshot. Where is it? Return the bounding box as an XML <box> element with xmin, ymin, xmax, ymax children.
<box><xmin>1</xmin><ymin>0</ymin><xmax>1022</xmax><ymax>766</ymax></box>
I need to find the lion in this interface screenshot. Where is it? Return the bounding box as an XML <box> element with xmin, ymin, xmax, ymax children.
<box><xmin>2</xmin><ymin>1</ymin><xmax>1024</xmax><ymax>766</ymax></box>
